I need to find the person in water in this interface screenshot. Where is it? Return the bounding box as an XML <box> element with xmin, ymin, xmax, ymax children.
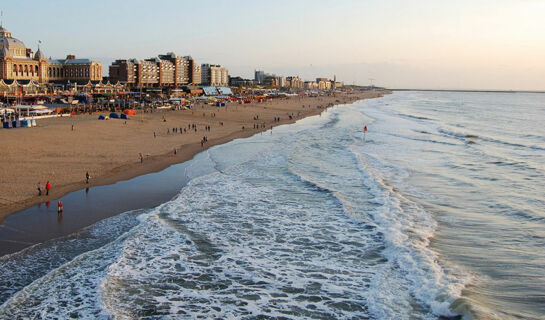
<box><xmin>57</xmin><ymin>200</ymin><xmax>63</xmax><ymax>213</ymax></box>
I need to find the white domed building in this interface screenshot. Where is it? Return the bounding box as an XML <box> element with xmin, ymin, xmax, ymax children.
<box><xmin>0</xmin><ymin>24</ymin><xmax>102</xmax><ymax>84</ymax></box>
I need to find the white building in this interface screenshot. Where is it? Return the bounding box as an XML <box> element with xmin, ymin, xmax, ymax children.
<box><xmin>201</xmin><ymin>63</ymin><xmax>228</xmax><ymax>86</ymax></box>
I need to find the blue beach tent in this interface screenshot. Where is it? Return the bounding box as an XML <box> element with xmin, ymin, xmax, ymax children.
<box><xmin>109</xmin><ymin>112</ymin><xmax>119</xmax><ymax>119</ymax></box>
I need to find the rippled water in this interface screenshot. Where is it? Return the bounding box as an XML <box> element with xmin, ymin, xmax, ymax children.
<box><xmin>1</xmin><ymin>91</ymin><xmax>543</xmax><ymax>319</ymax></box>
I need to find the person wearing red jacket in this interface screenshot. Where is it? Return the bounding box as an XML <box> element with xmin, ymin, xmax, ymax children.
<box><xmin>45</xmin><ymin>181</ymin><xmax>51</xmax><ymax>196</ymax></box>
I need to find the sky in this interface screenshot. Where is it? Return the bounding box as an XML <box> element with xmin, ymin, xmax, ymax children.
<box><xmin>2</xmin><ymin>0</ymin><xmax>545</xmax><ymax>90</ymax></box>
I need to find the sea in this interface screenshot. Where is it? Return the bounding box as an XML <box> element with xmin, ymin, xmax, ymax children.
<box><xmin>0</xmin><ymin>91</ymin><xmax>544</xmax><ymax>319</ymax></box>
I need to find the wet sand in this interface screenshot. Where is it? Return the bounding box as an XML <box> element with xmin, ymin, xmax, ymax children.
<box><xmin>0</xmin><ymin>91</ymin><xmax>387</xmax><ymax>255</ymax></box>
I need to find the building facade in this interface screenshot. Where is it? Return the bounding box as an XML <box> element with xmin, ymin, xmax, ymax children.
<box><xmin>138</xmin><ymin>59</ymin><xmax>159</xmax><ymax>87</ymax></box>
<box><xmin>158</xmin><ymin>53</ymin><xmax>193</xmax><ymax>86</ymax></box>
<box><xmin>109</xmin><ymin>59</ymin><xmax>138</xmax><ymax>85</ymax></box>
<box><xmin>0</xmin><ymin>25</ymin><xmax>102</xmax><ymax>83</ymax></box>
<box><xmin>109</xmin><ymin>53</ymin><xmax>200</xmax><ymax>88</ymax></box>
<box><xmin>286</xmin><ymin>76</ymin><xmax>304</xmax><ymax>90</ymax></box>
<box><xmin>254</xmin><ymin>70</ymin><xmax>265</xmax><ymax>84</ymax></box>
<box><xmin>201</xmin><ymin>64</ymin><xmax>228</xmax><ymax>86</ymax></box>
<box><xmin>316</xmin><ymin>77</ymin><xmax>332</xmax><ymax>90</ymax></box>
<box><xmin>192</xmin><ymin>65</ymin><xmax>201</xmax><ymax>85</ymax></box>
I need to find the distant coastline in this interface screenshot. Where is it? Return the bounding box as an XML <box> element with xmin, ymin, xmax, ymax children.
<box><xmin>390</xmin><ymin>88</ymin><xmax>545</xmax><ymax>94</ymax></box>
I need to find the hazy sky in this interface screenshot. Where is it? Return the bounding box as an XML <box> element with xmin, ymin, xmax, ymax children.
<box><xmin>2</xmin><ymin>0</ymin><xmax>544</xmax><ymax>90</ymax></box>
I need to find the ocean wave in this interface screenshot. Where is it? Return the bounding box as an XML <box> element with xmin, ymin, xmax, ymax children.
<box><xmin>397</xmin><ymin>112</ymin><xmax>436</xmax><ymax>121</ymax></box>
<box><xmin>286</xmin><ymin>120</ymin><xmax>469</xmax><ymax>318</ymax></box>
<box><xmin>438</xmin><ymin>127</ymin><xmax>545</xmax><ymax>151</ymax></box>
<box><xmin>0</xmin><ymin>209</ymin><xmax>143</xmax><ymax>307</ymax></box>
<box><xmin>0</xmin><ymin>210</ymin><xmax>145</xmax><ymax>319</ymax></box>
<box><xmin>349</xmin><ymin>148</ymin><xmax>471</xmax><ymax>319</ymax></box>
<box><xmin>100</xmin><ymin>158</ymin><xmax>382</xmax><ymax>318</ymax></box>
<box><xmin>438</xmin><ymin>127</ymin><xmax>479</xmax><ymax>140</ymax></box>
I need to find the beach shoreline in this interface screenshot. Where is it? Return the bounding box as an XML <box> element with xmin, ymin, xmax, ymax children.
<box><xmin>0</xmin><ymin>91</ymin><xmax>388</xmax><ymax>225</ymax></box>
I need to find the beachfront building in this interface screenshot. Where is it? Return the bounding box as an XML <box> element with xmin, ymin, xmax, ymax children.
<box><xmin>192</xmin><ymin>65</ymin><xmax>201</xmax><ymax>85</ymax></box>
<box><xmin>316</xmin><ymin>78</ymin><xmax>332</xmax><ymax>90</ymax></box>
<box><xmin>304</xmin><ymin>81</ymin><xmax>318</xmax><ymax>90</ymax></box>
<box><xmin>0</xmin><ymin>25</ymin><xmax>102</xmax><ymax>84</ymax></box>
<box><xmin>157</xmin><ymin>53</ymin><xmax>193</xmax><ymax>86</ymax></box>
<box><xmin>201</xmin><ymin>64</ymin><xmax>228</xmax><ymax>86</ymax></box>
<box><xmin>137</xmin><ymin>59</ymin><xmax>160</xmax><ymax>87</ymax></box>
<box><xmin>254</xmin><ymin>70</ymin><xmax>265</xmax><ymax>84</ymax></box>
<box><xmin>286</xmin><ymin>76</ymin><xmax>304</xmax><ymax>90</ymax></box>
<box><xmin>263</xmin><ymin>74</ymin><xmax>279</xmax><ymax>88</ymax></box>
<box><xmin>278</xmin><ymin>76</ymin><xmax>286</xmax><ymax>88</ymax></box>
<box><xmin>109</xmin><ymin>59</ymin><xmax>138</xmax><ymax>85</ymax></box>
<box><xmin>229</xmin><ymin>76</ymin><xmax>254</xmax><ymax>87</ymax></box>
<box><xmin>109</xmin><ymin>53</ymin><xmax>200</xmax><ymax>88</ymax></box>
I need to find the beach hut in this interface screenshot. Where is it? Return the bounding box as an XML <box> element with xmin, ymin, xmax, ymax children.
<box><xmin>109</xmin><ymin>112</ymin><xmax>119</xmax><ymax>119</ymax></box>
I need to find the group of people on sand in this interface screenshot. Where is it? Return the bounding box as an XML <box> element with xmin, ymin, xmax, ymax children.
<box><xmin>36</xmin><ymin>181</ymin><xmax>63</xmax><ymax>213</ymax></box>
<box><xmin>37</xmin><ymin>181</ymin><xmax>51</xmax><ymax>196</ymax></box>
<box><xmin>201</xmin><ymin>136</ymin><xmax>208</xmax><ymax>147</ymax></box>
<box><xmin>36</xmin><ymin>171</ymin><xmax>92</xmax><ymax>214</ymax></box>
<box><xmin>157</xmin><ymin>123</ymin><xmax>213</xmax><ymax>138</ymax></box>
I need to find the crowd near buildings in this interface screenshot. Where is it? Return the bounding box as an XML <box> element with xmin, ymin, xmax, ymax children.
<box><xmin>0</xmin><ymin>23</ymin><xmax>344</xmax><ymax>102</ymax></box>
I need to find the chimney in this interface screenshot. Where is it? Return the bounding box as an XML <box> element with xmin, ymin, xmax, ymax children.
<box><xmin>66</xmin><ymin>54</ymin><xmax>76</xmax><ymax>60</ymax></box>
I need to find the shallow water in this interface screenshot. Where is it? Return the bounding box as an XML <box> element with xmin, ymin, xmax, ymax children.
<box><xmin>0</xmin><ymin>91</ymin><xmax>543</xmax><ymax>319</ymax></box>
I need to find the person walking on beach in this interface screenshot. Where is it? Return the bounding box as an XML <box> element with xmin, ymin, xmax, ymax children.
<box><xmin>45</xmin><ymin>181</ymin><xmax>51</xmax><ymax>196</ymax></box>
<box><xmin>139</xmin><ymin>153</ymin><xmax>144</xmax><ymax>163</ymax></box>
<box><xmin>86</xmin><ymin>172</ymin><xmax>90</xmax><ymax>184</ymax></box>
<box><xmin>37</xmin><ymin>182</ymin><xmax>43</xmax><ymax>196</ymax></box>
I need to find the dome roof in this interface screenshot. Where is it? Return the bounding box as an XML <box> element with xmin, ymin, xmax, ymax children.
<box><xmin>0</xmin><ymin>26</ymin><xmax>12</xmax><ymax>38</ymax></box>
<box><xmin>0</xmin><ymin>25</ymin><xmax>27</xmax><ymax>58</ymax></box>
<box><xmin>34</xmin><ymin>48</ymin><xmax>44</xmax><ymax>60</ymax></box>
<box><xmin>0</xmin><ymin>47</ymin><xmax>8</xmax><ymax>57</ymax></box>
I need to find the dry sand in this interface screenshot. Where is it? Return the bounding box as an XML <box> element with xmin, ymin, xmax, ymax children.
<box><xmin>0</xmin><ymin>91</ymin><xmax>386</xmax><ymax>222</ymax></box>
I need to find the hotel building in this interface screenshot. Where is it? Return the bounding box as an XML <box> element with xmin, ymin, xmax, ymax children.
<box><xmin>201</xmin><ymin>64</ymin><xmax>228</xmax><ymax>86</ymax></box>
<box><xmin>109</xmin><ymin>53</ymin><xmax>199</xmax><ymax>88</ymax></box>
<box><xmin>0</xmin><ymin>24</ymin><xmax>102</xmax><ymax>83</ymax></box>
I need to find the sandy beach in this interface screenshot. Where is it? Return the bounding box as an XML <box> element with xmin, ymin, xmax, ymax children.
<box><xmin>0</xmin><ymin>91</ymin><xmax>386</xmax><ymax>223</ymax></box>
